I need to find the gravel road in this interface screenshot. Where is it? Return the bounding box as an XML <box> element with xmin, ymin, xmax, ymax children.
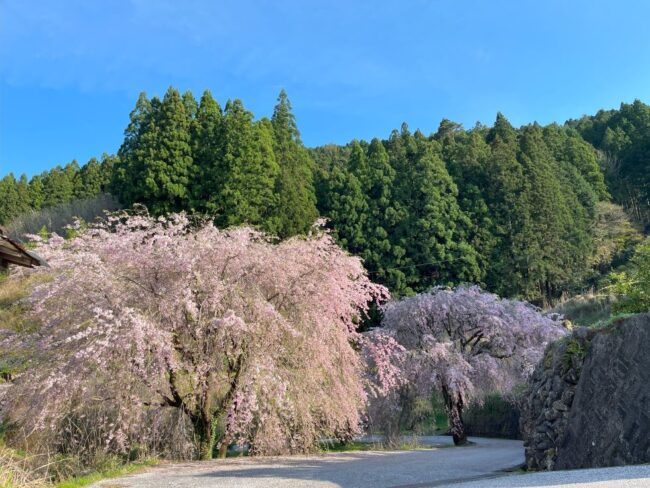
<box><xmin>91</xmin><ymin>436</ymin><xmax>650</xmax><ymax>488</ymax></box>
<box><xmin>92</xmin><ymin>436</ymin><xmax>524</xmax><ymax>488</ymax></box>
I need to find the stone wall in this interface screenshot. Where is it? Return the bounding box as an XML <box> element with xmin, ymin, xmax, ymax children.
<box><xmin>521</xmin><ymin>313</ymin><xmax>650</xmax><ymax>470</ymax></box>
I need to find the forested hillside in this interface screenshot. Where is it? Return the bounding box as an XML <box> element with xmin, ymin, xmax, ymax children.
<box><xmin>1</xmin><ymin>89</ymin><xmax>647</xmax><ymax>302</ymax></box>
<box><xmin>569</xmin><ymin>100</ymin><xmax>650</xmax><ymax>229</ymax></box>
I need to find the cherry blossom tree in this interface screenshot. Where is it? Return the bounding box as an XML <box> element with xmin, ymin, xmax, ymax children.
<box><xmin>3</xmin><ymin>213</ymin><xmax>388</xmax><ymax>459</ymax></box>
<box><xmin>377</xmin><ymin>285</ymin><xmax>567</xmax><ymax>445</ymax></box>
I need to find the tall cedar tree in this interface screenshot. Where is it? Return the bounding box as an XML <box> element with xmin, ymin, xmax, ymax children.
<box><xmin>271</xmin><ymin>90</ymin><xmax>318</xmax><ymax>238</ymax></box>
<box><xmin>191</xmin><ymin>90</ymin><xmax>223</xmax><ymax>211</ymax></box>
<box><xmin>389</xmin><ymin>127</ymin><xmax>480</xmax><ymax>295</ymax></box>
<box><xmin>321</xmin><ymin>142</ymin><xmax>369</xmax><ymax>254</ymax></box>
<box><xmin>216</xmin><ymin>100</ymin><xmax>279</xmax><ymax>231</ymax></box>
<box><xmin>115</xmin><ymin>88</ymin><xmax>194</xmax><ymax>214</ymax></box>
<box><xmin>438</xmin><ymin>125</ymin><xmax>495</xmax><ymax>284</ymax></box>
<box><xmin>361</xmin><ymin>138</ymin><xmax>397</xmax><ymax>285</ymax></box>
<box><xmin>483</xmin><ymin>114</ymin><xmax>532</xmax><ymax>297</ymax></box>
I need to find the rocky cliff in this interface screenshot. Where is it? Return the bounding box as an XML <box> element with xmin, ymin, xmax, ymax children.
<box><xmin>521</xmin><ymin>313</ymin><xmax>650</xmax><ymax>470</ymax></box>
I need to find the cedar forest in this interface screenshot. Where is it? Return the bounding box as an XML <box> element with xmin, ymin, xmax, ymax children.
<box><xmin>2</xmin><ymin>87</ymin><xmax>649</xmax><ymax>303</ymax></box>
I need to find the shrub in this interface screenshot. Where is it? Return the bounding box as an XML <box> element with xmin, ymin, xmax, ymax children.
<box><xmin>464</xmin><ymin>393</ymin><xmax>521</xmax><ymax>439</ymax></box>
<box><xmin>5</xmin><ymin>193</ymin><xmax>120</xmax><ymax>239</ymax></box>
<box><xmin>609</xmin><ymin>238</ymin><xmax>650</xmax><ymax>313</ymax></box>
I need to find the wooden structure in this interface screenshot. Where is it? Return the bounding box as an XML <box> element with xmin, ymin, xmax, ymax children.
<box><xmin>0</xmin><ymin>227</ymin><xmax>47</xmax><ymax>270</ymax></box>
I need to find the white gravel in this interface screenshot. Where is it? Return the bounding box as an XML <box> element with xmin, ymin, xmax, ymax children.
<box><xmin>454</xmin><ymin>464</ymin><xmax>650</xmax><ymax>488</ymax></box>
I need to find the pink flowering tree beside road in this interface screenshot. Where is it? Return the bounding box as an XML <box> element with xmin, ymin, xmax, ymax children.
<box><xmin>4</xmin><ymin>213</ymin><xmax>388</xmax><ymax>459</ymax></box>
<box><xmin>377</xmin><ymin>285</ymin><xmax>567</xmax><ymax>445</ymax></box>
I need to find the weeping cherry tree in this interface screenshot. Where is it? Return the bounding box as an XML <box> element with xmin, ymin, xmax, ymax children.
<box><xmin>377</xmin><ymin>285</ymin><xmax>567</xmax><ymax>445</ymax></box>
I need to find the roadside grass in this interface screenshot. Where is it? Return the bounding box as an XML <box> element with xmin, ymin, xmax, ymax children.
<box><xmin>54</xmin><ymin>459</ymin><xmax>158</xmax><ymax>488</ymax></box>
<box><xmin>0</xmin><ymin>445</ymin><xmax>48</xmax><ymax>488</ymax></box>
<box><xmin>320</xmin><ymin>439</ymin><xmax>456</xmax><ymax>453</ymax></box>
<box><xmin>319</xmin><ymin>432</ymin><xmax>454</xmax><ymax>454</ymax></box>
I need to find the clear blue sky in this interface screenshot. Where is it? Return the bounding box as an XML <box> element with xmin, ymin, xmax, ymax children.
<box><xmin>2</xmin><ymin>0</ymin><xmax>650</xmax><ymax>177</ymax></box>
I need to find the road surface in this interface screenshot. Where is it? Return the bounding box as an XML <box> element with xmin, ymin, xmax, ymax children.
<box><xmin>93</xmin><ymin>436</ymin><xmax>523</xmax><ymax>487</ymax></box>
<box><xmin>92</xmin><ymin>436</ymin><xmax>650</xmax><ymax>487</ymax></box>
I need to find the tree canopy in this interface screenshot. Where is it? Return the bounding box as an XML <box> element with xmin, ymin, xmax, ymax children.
<box><xmin>2</xmin><ymin>88</ymin><xmax>641</xmax><ymax>303</ymax></box>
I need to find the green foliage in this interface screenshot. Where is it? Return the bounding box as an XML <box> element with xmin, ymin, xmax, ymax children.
<box><xmin>54</xmin><ymin>458</ymin><xmax>158</xmax><ymax>488</ymax></box>
<box><xmin>590</xmin><ymin>202</ymin><xmax>642</xmax><ymax>278</ymax></box>
<box><xmin>317</xmin><ymin>114</ymin><xmax>603</xmax><ymax>301</ymax></box>
<box><xmin>115</xmin><ymin>87</ymin><xmax>194</xmax><ymax>214</ymax></box>
<box><xmin>609</xmin><ymin>239</ymin><xmax>650</xmax><ymax>313</ymax></box>
<box><xmin>0</xmin><ymin>174</ymin><xmax>32</xmax><ymax>224</ymax></box>
<box><xmin>110</xmin><ymin>88</ymin><xmax>317</xmax><ymax>238</ymax></box>
<box><xmin>1</xmin><ymin>90</ymin><xmax>629</xmax><ymax>303</ymax></box>
<box><xmin>271</xmin><ymin>90</ymin><xmax>319</xmax><ymax>237</ymax></box>
<box><xmin>570</xmin><ymin>99</ymin><xmax>650</xmax><ymax>227</ymax></box>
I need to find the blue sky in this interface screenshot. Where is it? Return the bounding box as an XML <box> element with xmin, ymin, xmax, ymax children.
<box><xmin>2</xmin><ymin>0</ymin><xmax>650</xmax><ymax>177</ymax></box>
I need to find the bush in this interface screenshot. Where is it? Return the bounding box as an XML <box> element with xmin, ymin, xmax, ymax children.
<box><xmin>463</xmin><ymin>394</ymin><xmax>521</xmax><ymax>439</ymax></box>
<box><xmin>609</xmin><ymin>239</ymin><xmax>650</xmax><ymax>313</ymax></box>
<box><xmin>550</xmin><ymin>291</ymin><xmax>618</xmax><ymax>327</ymax></box>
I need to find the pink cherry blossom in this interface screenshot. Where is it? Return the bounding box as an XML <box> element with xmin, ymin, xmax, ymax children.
<box><xmin>373</xmin><ymin>285</ymin><xmax>567</xmax><ymax>445</ymax></box>
<box><xmin>3</xmin><ymin>212</ymin><xmax>388</xmax><ymax>459</ymax></box>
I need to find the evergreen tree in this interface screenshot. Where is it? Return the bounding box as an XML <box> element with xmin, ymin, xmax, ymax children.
<box><xmin>271</xmin><ymin>90</ymin><xmax>318</xmax><ymax>237</ymax></box>
<box><xmin>570</xmin><ymin>99</ymin><xmax>650</xmax><ymax>226</ymax></box>
<box><xmin>215</xmin><ymin>100</ymin><xmax>279</xmax><ymax>230</ymax></box>
<box><xmin>116</xmin><ymin>88</ymin><xmax>194</xmax><ymax>214</ymax></box>
<box><xmin>75</xmin><ymin>157</ymin><xmax>105</xmax><ymax>199</ymax></box>
<box><xmin>483</xmin><ymin>113</ymin><xmax>532</xmax><ymax>297</ymax></box>
<box><xmin>321</xmin><ymin>163</ymin><xmax>368</xmax><ymax>254</ymax></box>
<box><xmin>361</xmin><ymin>138</ymin><xmax>396</xmax><ymax>285</ymax></box>
<box><xmin>0</xmin><ymin>174</ymin><xmax>31</xmax><ymax>224</ymax></box>
<box><xmin>28</xmin><ymin>174</ymin><xmax>45</xmax><ymax>210</ymax></box>
<box><xmin>191</xmin><ymin>90</ymin><xmax>223</xmax><ymax>211</ymax></box>
<box><xmin>542</xmin><ymin>124</ymin><xmax>609</xmax><ymax>200</ymax></box>
<box><xmin>390</xmin><ymin>128</ymin><xmax>480</xmax><ymax>294</ymax></box>
<box><xmin>42</xmin><ymin>163</ymin><xmax>77</xmax><ymax>207</ymax></box>
<box><xmin>517</xmin><ymin>124</ymin><xmax>591</xmax><ymax>300</ymax></box>
<box><xmin>439</xmin><ymin>126</ymin><xmax>495</xmax><ymax>283</ymax></box>
<box><xmin>113</xmin><ymin>92</ymin><xmax>153</xmax><ymax>204</ymax></box>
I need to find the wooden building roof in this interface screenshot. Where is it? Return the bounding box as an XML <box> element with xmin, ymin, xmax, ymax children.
<box><xmin>0</xmin><ymin>227</ymin><xmax>47</xmax><ymax>269</ymax></box>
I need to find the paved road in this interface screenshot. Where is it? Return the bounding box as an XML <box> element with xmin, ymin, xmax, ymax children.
<box><xmin>92</xmin><ymin>436</ymin><xmax>650</xmax><ymax>488</ymax></box>
<box><xmin>93</xmin><ymin>436</ymin><xmax>524</xmax><ymax>488</ymax></box>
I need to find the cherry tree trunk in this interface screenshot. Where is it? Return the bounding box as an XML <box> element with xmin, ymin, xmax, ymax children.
<box><xmin>218</xmin><ymin>435</ymin><xmax>230</xmax><ymax>459</ymax></box>
<box><xmin>442</xmin><ymin>386</ymin><xmax>467</xmax><ymax>446</ymax></box>
<box><xmin>192</xmin><ymin>412</ymin><xmax>214</xmax><ymax>460</ymax></box>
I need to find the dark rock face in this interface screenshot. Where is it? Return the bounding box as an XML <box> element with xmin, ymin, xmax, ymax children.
<box><xmin>521</xmin><ymin>314</ymin><xmax>650</xmax><ymax>470</ymax></box>
<box><xmin>555</xmin><ymin>314</ymin><xmax>650</xmax><ymax>469</ymax></box>
<box><xmin>520</xmin><ymin>327</ymin><xmax>589</xmax><ymax>470</ymax></box>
